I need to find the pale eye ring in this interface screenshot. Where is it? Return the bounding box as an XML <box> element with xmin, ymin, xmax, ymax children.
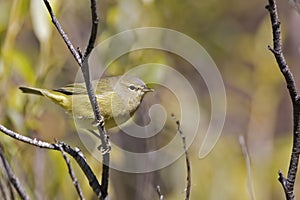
<box><xmin>128</xmin><ymin>84</ymin><xmax>136</xmax><ymax>91</ymax></box>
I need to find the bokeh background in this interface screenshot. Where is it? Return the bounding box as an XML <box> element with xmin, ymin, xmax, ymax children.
<box><xmin>1</xmin><ymin>0</ymin><xmax>300</xmax><ymax>199</ymax></box>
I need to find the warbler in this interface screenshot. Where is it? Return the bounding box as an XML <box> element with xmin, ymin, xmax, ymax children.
<box><xmin>19</xmin><ymin>76</ymin><xmax>153</xmax><ymax>129</ymax></box>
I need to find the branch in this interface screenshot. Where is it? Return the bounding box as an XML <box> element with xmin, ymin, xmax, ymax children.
<box><xmin>80</xmin><ymin>0</ymin><xmax>110</xmax><ymax>194</ymax></box>
<box><xmin>57</xmin><ymin>142</ymin><xmax>85</xmax><ymax>200</ymax></box>
<box><xmin>0</xmin><ymin>177</ymin><xmax>8</xmax><ymax>200</ymax></box>
<box><xmin>3</xmin><ymin>171</ymin><xmax>14</xmax><ymax>200</ymax></box>
<box><xmin>172</xmin><ymin>114</ymin><xmax>191</xmax><ymax>200</ymax></box>
<box><xmin>42</xmin><ymin>0</ymin><xmax>109</xmax><ymax>150</ymax></box>
<box><xmin>279</xmin><ymin>170</ymin><xmax>290</xmax><ymax>200</ymax></box>
<box><xmin>0</xmin><ymin>143</ymin><xmax>30</xmax><ymax>200</ymax></box>
<box><xmin>64</xmin><ymin>143</ymin><xmax>105</xmax><ymax>199</ymax></box>
<box><xmin>0</xmin><ymin>124</ymin><xmax>104</xmax><ymax>199</ymax></box>
<box><xmin>266</xmin><ymin>0</ymin><xmax>300</xmax><ymax>199</ymax></box>
<box><xmin>83</xmin><ymin>0</ymin><xmax>98</xmax><ymax>59</ymax></box>
<box><xmin>42</xmin><ymin>0</ymin><xmax>82</xmax><ymax>66</ymax></box>
<box><xmin>156</xmin><ymin>185</ymin><xmax>164</xmax><ymax>200</ymax></box>
<box><xmin>42</xmin><ymin>0</ymin><xmax>110</xmax><ymax>197</ymax></box>
<box><xmin>266</xmin><ymin>0</ymin><xmax>298</xmax><ymax>102</ymax></box>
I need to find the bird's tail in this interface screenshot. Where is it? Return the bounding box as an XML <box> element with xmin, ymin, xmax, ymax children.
<box><xmin>19</xmin><ymin>86</ymin><xmax>44</xmax><ymax>96</ymax></box>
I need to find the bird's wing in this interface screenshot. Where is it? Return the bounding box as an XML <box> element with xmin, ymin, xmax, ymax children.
<box><xmin>53</xmin><ymin>79</ymin><xmax>115</xmax><ymax>95</ymax></box>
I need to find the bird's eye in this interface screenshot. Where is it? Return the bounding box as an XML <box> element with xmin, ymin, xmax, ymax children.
<box><xmin>128</xmin><ymin>84</ymin><xmax>136</xmax><ymax>91</ymax></box>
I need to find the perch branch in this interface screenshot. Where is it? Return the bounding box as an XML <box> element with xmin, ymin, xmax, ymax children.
<box><xmin>266</xmin><ymin>0</ymin><xmax>300</xmax><ymax>199</ymax></box>
<box><xmin>81</xmin><ymin>0</ymin><xmax>110</xmax><ymax>194</ymax></box>
<box><xmin>42</xmin><ymin>0</ymin><xmax>110</xmax><ymax>197</ymax></box>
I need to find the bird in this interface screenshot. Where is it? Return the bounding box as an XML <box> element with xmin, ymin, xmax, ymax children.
<box><xmin>19</xmin><ymin>76</ymin><xmax>153</xmax><ymax>129</ymax></box>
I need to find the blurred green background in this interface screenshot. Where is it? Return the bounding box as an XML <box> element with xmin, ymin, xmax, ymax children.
<box><xmin>1</xmin><ymin>0</ymin><xmax>300</xmax><ymax>199</ymax></box>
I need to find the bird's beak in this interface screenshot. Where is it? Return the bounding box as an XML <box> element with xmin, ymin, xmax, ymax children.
<box><xmin>143</xmin><ymin>86</ymin><xmax>154</xmax><ymax>93</ymax></box>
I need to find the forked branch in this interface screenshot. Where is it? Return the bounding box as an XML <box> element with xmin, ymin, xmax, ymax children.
<box><xmin>41</xmin><ymin>0</ymin><xmax>110</xmax><ymax>197</ymax></box>
<box><xmin>0</xmin><ymin>124</ymin><xmax>104</xmax><ymax>198</ymax></box>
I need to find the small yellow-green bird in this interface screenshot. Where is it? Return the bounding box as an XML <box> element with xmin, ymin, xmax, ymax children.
<box><xmin>19</xmin><ymin>76</ymin><xmax>153</xmax><ymax>129</ymax></box>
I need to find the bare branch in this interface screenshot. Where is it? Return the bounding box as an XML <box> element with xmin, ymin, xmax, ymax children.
<box><xmin>278</xmin><ymin>170</ymin><xmax>290</xmax><ymax>199</ymax></box>
<box><xmin>266</xmin><ymin>0</ymin><xmax>300</xmax><ymax>199</ymax></box>
<box><xmin>0</xmin><ymin>154</ymin><xmax>14</xmax><ymax>200</ymax></box>
<box><xmin>63</xmin><ymin>143</ymin><xmax>105</xmax><ymax>199</ymax></box>
<box><xmin>156</xmin><ymin>185</ymin><xmax>164</xmax><ymax>200</ymax></box>
<box><xmin>171</xmin><ymin>114</ymin><xmax>191</xmax><ymax>200</ymax></box>
<box><xmin>0</xmin><ymin>125</ymin><xmax>55</xmax><ymax>149</ymax></box>
<box><xmin>41</xmin><ymin>0</ymin><xmax>110</xmax><ymax>197</ymax></box>
<box><xmin>266</xmin><ymin>0</ymin><xmax>298</xmax><ymax>102</ymax></box>
<box><xmin>0</xmin><ymin>143</ymin><xmax>30</xmax><ymax>200</ymax></box>
<box><xmin>3</xmin><ymin>174</ymin><xmax>14</xmax><ymax>200</ymax></box>
<box><xmin>0</xmin><ymin>124</ymin><xmax>103</xmax><ymax>199</ymax></box>
<box><xmin>57</xmin><ymin>142</ymin><xmax>85</xmax><ymax>200</ymax></box>
<box><xmin>3</xmin><ymin>170</ymin><xmax>14</xmax><ymax>200</ymax></box>
<box><xmin>81</xmin><ymin>0</ymin><xmax>110</xmax><ymax>194</ymax></box>
<box><xmin>83</xmin><ymin>0</ymin><xmax>99</xmax><ymax>59</ymax></box>
<box><xmin>42</xmin><ymin>0</ymin><xmax>82</xmax><ymax>66</ymax></box>
<box><xmin>0</xmin><ymin>176</ymin><xmax>8</xmax><ymax>200</ymax></box>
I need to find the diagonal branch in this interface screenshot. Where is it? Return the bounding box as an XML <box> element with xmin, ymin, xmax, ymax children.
<box><xmin>42</xmin><ymin>0</ymin><xmax>82</xmax><ymax>66</ymax></box>
<box><xmin>266</xmin><ymin>0</ymin><xmax>300</xmax><ymax>199</ymax></box>
<box><xmin>57</xmin><ymin>142</ymin><xmax>85</xmax><ymax>200</ymax></box>
<box><xmin>0</xmin><ymin>177</ymin><xmax>8</xmax><ymax>200</ymax></box>
<box><xmin>0</xmin><ymin>124</ymin><xmax>104</xmax><ymax>199</ymax></box>
<box><xmin>0</xmin><ymin>143</ymin><xmax>30</xmax><ymax>200</ymax></box>
<box><xmin>156</xmin><ymin>185</ymin><xmax>164</xmax><ymax>200</ymax></box>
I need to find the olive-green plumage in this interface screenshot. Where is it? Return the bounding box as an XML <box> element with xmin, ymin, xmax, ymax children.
<box><xmin>19</xmin><ymin>76</ymin><xmax>153</xmax><ymax>129</ymax></box>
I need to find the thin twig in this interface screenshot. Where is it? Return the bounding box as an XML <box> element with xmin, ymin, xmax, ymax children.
<box><xmin>4</xmin><ymin>171</ymin><xmax>14</xmax><ymax>200</ymax></box>
<box><xmin>278</xmin><ymin>170</ymin><xmax>289</xmax><ymax>200</ymax></box>
<box><xmin>42</xmin><ymin>0</ymin><xmax>82</xmax><ymax>66</ymax></box>
<box><xmin>65</xmin><ymin>144</ymin><xmax>105</xmax><ymax>200</ymax></box>
<box><xmin>171</xmin><ymin>114</ymin><xmax>191</xmax><ymax>200</ymax></box>
<box><xmin>156</xmin><ymin>185</ymin><xmax>164</xmax><ymax>200</ymax></box>
<box><xmin>0</xmin><ymin>149</ymin><xmax>15</xmax><ymax>200</ymax></box>
<box><xmin>57</xmin><ymin>142</ymin><xmax>85</xmax><ymax>200</ymax></box>
<box><xmin>0</xmin><ymin>124</ymin><xmax>104</xmax><ymax>199</ymax></box>
<box><xmin>238</xmin><ymin>135</ymin><xmax>255</xmax><ymax>200</ymax></box>
<box><xmin>83</xmin><ymin>0</ymin><xmax>99</xmax><ymax>59</ymax></box>
<box><xmin>0</xmin><ymin>156</ymin><xmax>14</xmax><ymax>200</ymax></box>
<box><xmin>266</xmin><ymin>0</ymin><xmax>300</xmax><ymax>199</ymax></box>
<box><xmin>0</xmin><ymin>143</ymin><xmax>30</xmax><ymax>200</ymax></box>
<box><xmin>0</xmin><ymin>176</ymin><xmax>8</xmax><ymax>200</ymax></box>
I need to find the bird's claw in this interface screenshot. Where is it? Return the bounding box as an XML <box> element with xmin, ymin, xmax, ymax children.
<box><xmin>97</xmin><ymin>140</ymin><xmax>111</xmax><ymax>155</ymax></box>
<box><xmin>92</xmin><ymin>116</ymin><xmax>105</xmax><ymax>127</ymax></box>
